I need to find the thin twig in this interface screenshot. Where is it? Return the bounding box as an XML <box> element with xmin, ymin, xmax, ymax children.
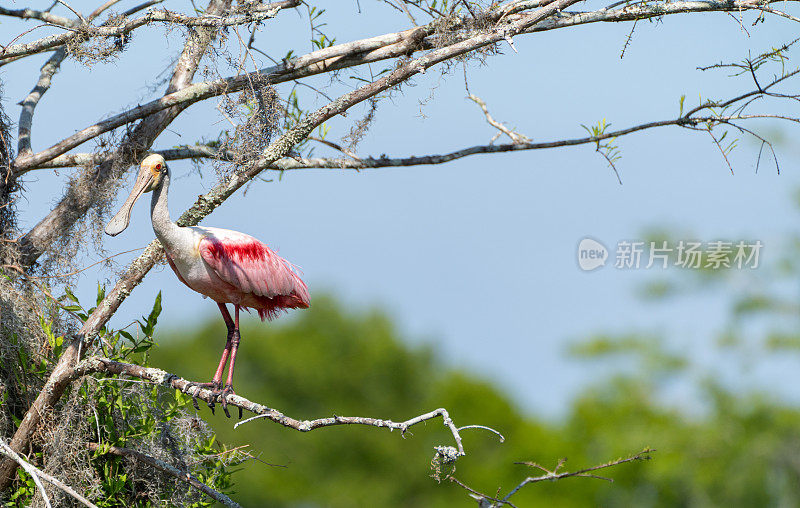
<box><xmin>506</xmin><ymin>449</ymin><xmax>653</xmax><ymax>498</ymax></box>
<box><xmin>0</xmin><ymin>441</ymin><xmax>51</xmax><ymax>508</ymax></box>
<box><xmin>457</xmin><ymin>425</ymin><xmax>506</xmax><ymax>442</ymax></box>
<box><xmin>53</xmin><ymin>0</ymin><xmax>86</xmax><ymax>24</ymax></box>
<box><xmin>0</xmin><ymin>440</ymin><xmax>99</xmax><ymax>508</ymax></box>
<box><xmin>705</xmin><ymin>128</ymin><xmax>735</xmax><ymax>174</ymax></box>
<box><xmin>24</xmin><ymin>112</ymin><xmax>798</xmax><ymax>175</ymax></box>
<box><xmin>467</xmin><ymin>93</ymin><xmax>531</xmax><ymax>144</ymax></box>
<box><xmin>26</xmin><ymin>247</ymin><xmax>143</xmax><ymax>279</ymax></box>
<box><xmin>450</xmin><ymin>448</ymin><xmax>654</xmax><ymax>507</ymax></box>
<box><xmin>307</xmin><ymin>136</ymin><xmax>362</xmax><ymax>160</ymax></box>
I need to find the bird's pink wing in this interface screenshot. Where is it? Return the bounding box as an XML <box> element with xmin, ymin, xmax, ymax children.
<box><xmin>199</xmin><ymin>233</ymin><xmax>308</xmax><ymax>302</ymax></box>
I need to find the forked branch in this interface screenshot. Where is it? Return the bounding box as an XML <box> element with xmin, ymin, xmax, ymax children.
<box><xmin>0</xmin><ymin>440</ymin><xmax>98</xmax><ymax>508</ymax></box>
<box><xmin>450</xmin><ymin>448</ymin><xmax>654</xmax><ymax>507</ymax></box>
<box><xmin>25</xmin><ymin>111</ymin><xmax>797</xmax><ymax>176</ymax></box>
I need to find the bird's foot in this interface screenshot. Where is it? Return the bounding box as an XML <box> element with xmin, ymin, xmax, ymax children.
<box><xmin>184</xmin><ymin>381</ymin><xmax>220</xmax><ymax>412</ymax></box>
<box><xmin>216</xmin><ymin>384</ymin><xmax>242</xmax><ymax>419</ymax></box>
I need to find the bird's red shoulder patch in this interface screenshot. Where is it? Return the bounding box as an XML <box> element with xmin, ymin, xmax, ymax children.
<box><xmin>204</xmin><ymin>236</ymin><xmax>269</xmax><ymax>262</ymax></box>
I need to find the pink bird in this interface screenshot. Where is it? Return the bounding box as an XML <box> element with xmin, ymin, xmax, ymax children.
<box><xmin>105</xmin><ymin>154</ymin><xmax>310</xmax><ymax>416</ymax></box>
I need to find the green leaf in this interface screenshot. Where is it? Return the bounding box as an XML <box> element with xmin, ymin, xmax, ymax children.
<box><xmin>96</xmin><ymin>284</ymin><xmax>106</xmax><ymax>306</ymax></box>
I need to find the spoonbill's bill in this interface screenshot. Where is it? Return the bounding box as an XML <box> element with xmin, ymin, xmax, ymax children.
<box><xmin>105</xmin><ymin>154</ymin><xmax>310</xmax><ymax>416</ymax></box>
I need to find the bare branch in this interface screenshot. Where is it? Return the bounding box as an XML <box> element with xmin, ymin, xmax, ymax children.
<box><xmin>81</xmin><ymin>357</ymin><xmax>469</xmax><ymax>456</ymax></box>
<box><xmin>508</xmin><ymin>448</ymin><xmax>653</xmax><ymax>489</ymax></box>
<box><xmin>0</xmin><ymin>439</ymin><xmax>98</xmax><ymax>508</ymax></box>
<box><xmin>85</xmin><ymin>442</ymin><xmax>241</xmax><ymax>508</ymax></box>
<box><xmin>52</xmin><ymin>0</ymin><xmax>87</xmax><ymax>25</ymax></box>
<box><xmin>89</xmin><ymin>0</ymin><xmax>125</xmax><ymax>19</ymax></box>
<box><xmin>0</xmin><ymin>1</ymin><xmax>300</xmax><ymax>61</ymax></box>
<box><xmin>450</xmin><ymin>448</ymin><xmax>654</xmax><ymax>507</ymax></box>
<box><xmin>9</xmin><ymin>27</ymin><xmax>426</xmax><ymax>173</ymax></box>
<box><xmin>467</xmin><ymin>93</ymin><xmax>531</xmax><ymax>144</ymax></box>
<box><xmin>25</xmin><ymin>112</ymin><xmax>798</xmax><ymax>175</ymax></box>
<box><xmin>0</xmin><ymin>0</ymin><xmax>159</xmax><ymax>69</ymax></box>
<box><xmin>11</xmin><ymin>0</ymin><xmax>795</xmax><ymax>173</ymax></box>
<box><xmin>308</xmin><ymin>136</ymin><xmax>362</xmax><ymax>161</ymax></box>
<box><xmin>526</xmin><ymin>0</ymin><xmax>800</xmax><ymax>32</ymax></box>
<box><xmin>0</xmin><ymin>440</ymin><xmax>51</xmax><ymax>507</ymax></box>
<box><xmin>16</xmin><ymin>0</ymin><xmax>146</xmax><ymax>155</ymax></box>
<box><xmin>756</xmin><ymin>6</ymin><xmax>800</xmax><ymax>23</ymax></box>
<box><xmin>0</xmin><ymin>6</ymin><xmax>74</xmax><ymax>28</ymax></box>
<box><xmin>17</xmin><ymin>48</ymin><xmax>66</xmax><ymax>155</ymax></box>
<box><xmin>122</xmin><ymin>0</ymin><xmax>165</xmax><ymax>16</ymax></box>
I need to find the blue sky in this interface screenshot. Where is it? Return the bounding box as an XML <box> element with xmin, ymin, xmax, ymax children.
<box><xmin>3</xmin><ymin>1</ymin><xmax>800</xmax><ymax>417</ymax></box>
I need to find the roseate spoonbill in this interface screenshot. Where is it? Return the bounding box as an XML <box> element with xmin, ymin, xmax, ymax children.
<box><xmin>105</xmin><ymin>154</ymin><xmax>310</xmax><ymax>416</ymax></box>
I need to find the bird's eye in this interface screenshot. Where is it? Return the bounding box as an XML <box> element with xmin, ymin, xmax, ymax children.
<box><xmin>155</xmin><ymin>163</ymin><xmax>162</xmax><ymax>170</ymax></box>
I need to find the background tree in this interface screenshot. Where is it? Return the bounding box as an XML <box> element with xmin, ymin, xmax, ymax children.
<box><xmin>0</xmin><ymin>0</ymin><xmax>799</xmax><ymax>505</ymax></box>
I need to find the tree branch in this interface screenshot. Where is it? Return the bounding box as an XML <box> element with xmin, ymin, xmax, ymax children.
<box><xmin>17</xmin><ymin>49</ymin><xmax>66</xmax><ymax>156</ymax></box>
<box><xmin>527</xmin><ymin>0</ymin><xmax>800</xmax><ymax>33</ymax></box>
<box><xmin>26</xmin><ymin>110</ymin><xmax>798</xmax><ymax>174</ymax></box>
<box><xmin>467</xmin><ymin>93</ymin><xmax>530</xmax><ymax>144</ymax></box>
<box><xmin>0</xmin><ymin>0</ymin><xmax>156</xmax><ymax>69</ymax></box>
<box><xmin>0</xmin><ymin>1</ymin><xmax>300</xmax><ymax>61</ymax></box>
<box><xmin>16</xmin><ymin>0</ymin><xmax>158</xmax><ymax>156</ymax></box>
<box><xmin>0</xmin><ymin>0</ymin><xmax>239</xmax><ymax>487</ymax></box>
<box><xmin>10</xmin><ymin>0</ymin><xmax>794</xmax><ymax>175</ymax></box>
<box><xmin>80</xmin><ymin>357</ymin><xmax>469</xmax><ymax>456</ymax></box>
<box><xmin>11</xmin><ymin>0</ymin><xmax>572</xmax><ymax>269</ymax></box>
<box><xmin>9</xmin><ymin>25</ymin><xmax>428</xmax><ymax>174</ymax></box>
<box><xmin>0</xmin><ymin>440</ymin><xmax>51</xmax><ymax>507</ymax></box>
<box><xmin>0</xmin><ymin>0</ymin><xmax>581</xmax><ymax>486</ymax></box>
<box><xmin>85</xmin><ymin>442</ymin><xmax>240</xmax><ymax>508</ymax></box>
<box><xmin>0</xmin><ymin>440</ymin><xmax>98</xmax><ymax>508</ymax></box>
<box><xmin>450</xmin><ymin>448</ymin><xmax>654</xmax><ymax>507</ymax></box>
<box><xmin>0</xmin><ymin>6</ymin><xmax>74</xmax><ymax>28</ymax></box>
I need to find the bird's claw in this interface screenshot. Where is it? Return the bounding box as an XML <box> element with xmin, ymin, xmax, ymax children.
<box><xmin>179</xmin><ymin>379</ymin><xmax>241</xmax><ymax>419</ymax></box>
<box><xmin>183</xmin><ymin>380</ymin><xmax>220</xmax><ymax>413</ymax></box>
<box><xmin>217</xmin><ymin>384</ymin><xmax>237</xmax><ymax>419</ymax></box>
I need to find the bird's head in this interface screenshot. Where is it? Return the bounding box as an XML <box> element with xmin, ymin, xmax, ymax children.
<box><xmin>104</xmin><ymin>154</ymin><xmax>169</xmax><ymax>236</ymax></box>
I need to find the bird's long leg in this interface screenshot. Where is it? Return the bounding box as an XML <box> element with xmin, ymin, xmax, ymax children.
<box><xmin>188</xmin><ymin>303</ymin><xmax>235</xmax><ymax>414</ymax></box>
<box><xmin>220</xmin><ymin>305</ymin><xmax>242</xmax><ymax>418</ymax></box>
<box><xmin>212</xmin><ymin>302</ymin><xmax>235</xmax><ymax>388</ymax></box>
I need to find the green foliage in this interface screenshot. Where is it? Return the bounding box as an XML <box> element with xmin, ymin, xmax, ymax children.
<box><xmin>582</xmin><ymin>118</ymin><xmax>622</xmax><ymax>182</ymax></box>
<box><xmin>4</xmin><ymin>288</ymin><xmax>236</xmax><ymax>507</ymax></box>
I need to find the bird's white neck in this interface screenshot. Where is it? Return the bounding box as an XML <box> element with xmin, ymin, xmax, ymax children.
<box><xmin>150</xmin><ymin>171</ymin><xmax>182</xmax><ymax>248</ymax></box>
